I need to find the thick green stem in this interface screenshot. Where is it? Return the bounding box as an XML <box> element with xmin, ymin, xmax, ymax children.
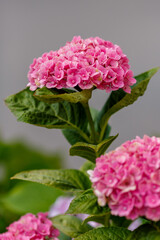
<box><xmin>82</xmin><ymin>102</ymin><xmax>97</xmax><ymax>144</ymax></box>
<box><xmin>104</xmin><ymin>212</ymin><xmax>111</xmax><ymax>227</ymax></box>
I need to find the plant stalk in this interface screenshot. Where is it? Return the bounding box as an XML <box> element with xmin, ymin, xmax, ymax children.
<box><xmin>151</xmin><ymin>222</ymin><xmax>160</xmax><ymax>232</ymax></box>
<box><xmin>99</xmin><ymin>117</ymin><xmax>109</xmax><ymax>142</ymax></box>
<box><xmin>104</xmin><ymin>212</ymin><xmax>111</xmax><ymax>227</ymax></box>
<box><xmin>82</xmin><ymin>101</ymin><xmax>97</xmax><ymax>144</ymax></box>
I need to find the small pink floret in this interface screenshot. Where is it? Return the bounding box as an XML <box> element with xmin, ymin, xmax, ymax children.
<box><xmin>28</xmin><ymin>36</ymin><xmax>136</xmax><ymax>93</ymax></box>
<box><xmin>0</xmin><ymin>212</ymin><xmax>59</xmax><ymax>239</ymax></box>
<box><xmin>88</xmin><ymin>135</ymin><xmax>160</xmax><ymax>221</ymax></box>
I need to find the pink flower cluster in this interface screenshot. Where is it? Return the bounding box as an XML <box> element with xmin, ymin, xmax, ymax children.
<box><xmin>88</xmin><ymin>135</ymin><xmax>160</xmax><ymax>221</ymax></box>
<box><xmin>0</xmin><ymin>212</ymin><xmax>59</xmax><ymax>240</ymax></box>
<box><xmin>28</xmin><ymin>36</ymin><xmax>136</xmax><ymax>93</ymax></box>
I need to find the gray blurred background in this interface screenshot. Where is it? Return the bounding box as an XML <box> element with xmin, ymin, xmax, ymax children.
<box><xmin>1</xmin><ymin>0</ymin><xmax>160</xmax><ymax>168</ymax></box>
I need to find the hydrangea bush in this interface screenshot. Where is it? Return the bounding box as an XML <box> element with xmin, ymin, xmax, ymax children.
<box><xmin>3</xmin><ymin>36</ymin><xmax>160</xmax><ymax>240</ymax></box>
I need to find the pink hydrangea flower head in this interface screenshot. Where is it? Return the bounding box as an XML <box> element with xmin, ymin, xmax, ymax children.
<box><xmin>88</xmin><ymin>135</ymin><xmax>160</xmax><ymax>221</ymax></box>
<box><xmin>28</xmin><ymin>36</ymin><xmax>136</xmax><ymax>93</ymax></box>
<box><xmin>0</xmin><ymin>212</ymin><xmax>59</xmax><ymax>240</ymax></box>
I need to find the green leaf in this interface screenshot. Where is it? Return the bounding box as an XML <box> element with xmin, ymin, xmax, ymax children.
<box><xmin>62</xmin><ymin>129</ymin><xmax>88</xmax><ymax>145</ymax></box>
<box><xmin>98</xmin><ymin>67</ymin><xmax>160</xmax><ymax>140</ymax></box>
<box><xmin>110</xmin><ymin>215</ymin><xmax>132</xmax><ymax>228</ymax></box>
<box><xmin>34</xmin><ymin>87</ymin><xmax>92</xmax><ymax>103</ymax></box>
<box><xmin>11</xmin><ymin>169</ymin><xmax>91</xmax><ymax>192</ymax></box>
<box><xmin>126</xmin><ymin>224</ymin><xmax>160</xmax><ymax>240</ymax></box>
<box><xmin>0</xmin><ymin>138</ymin><xmax>62</xmax><ymax>232</ymax></box>
<box><xmin>59</xmin><ymin>232</ymin><xmax>72</xmax><ymax>240</ymax></box>
<box><xmin>80</xmin><ymin>161</ymin><xmax>95</xmax><ymax>176</ymax></box>
<box><xmin>74</xmin><ymin>227</ymin><xmax>130</xmax><ymax>240</ymax></box>
<box><xmin>51</xmin><ymin>214</ymin><xmax>92</xmax><ymax>238</ymax></box>
<box><xmin>5</xmin><ymin>88</ymin><xmax>90</xmax><ymax>143</ymax></box>
<box><xmin>70</xmin><ymin>134</ymin><xmax>118</xmax><ymax>162</ymax></box>
<box><xmin>0</xmin><ymin>139</ymin><xmax>61</xmax><ymax>192</ymax></box>
<box><xmin>1</xmin><ymin>182</ymin><xmax>62</xmax><ymax>214</ymax></box>
<box><xmin>82</xmin><ymin>213</ymin><xmax>110</xmax><ymax>226</ymax></box>
<box><xmin>67</xmin><ymin>189</ymin><xmax>109</xmax><ymax>215</ymax></box>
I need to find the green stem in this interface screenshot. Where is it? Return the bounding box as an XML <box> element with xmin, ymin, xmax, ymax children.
<box><xmin>82</xmin><ymin>102</ymin><xmax>97</xmax><ymax>144</ymax></box>
<box><xmin>99</xmin><ymin>117</ymin><xmax>109</xmax><ymax>142</ymax></box>
<box><xmin>75</xmin><ymin>126</ymin><xmax>92</xmax><ymax>143</ymax></box>
<box><xmin>104</xmin><ymin>212</ymin><xmax>111</xmax><ymax>227</ymax></box>
<box><xmin>151</xmin><ymin>222</ymin><xmax>160</xmax><ymax>232</ymax></box>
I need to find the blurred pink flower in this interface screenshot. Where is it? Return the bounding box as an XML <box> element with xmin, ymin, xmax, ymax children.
<box><xmin>0</xmin><ymin>212</ymin><xmax>59</xmax><ymax>240</ymax></box>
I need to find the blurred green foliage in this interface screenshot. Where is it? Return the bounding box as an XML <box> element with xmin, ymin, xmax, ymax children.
<box><xmin>0</xmin><ymin>139</ymin><xmax>62</xmax><ymax>233</ymax></box>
